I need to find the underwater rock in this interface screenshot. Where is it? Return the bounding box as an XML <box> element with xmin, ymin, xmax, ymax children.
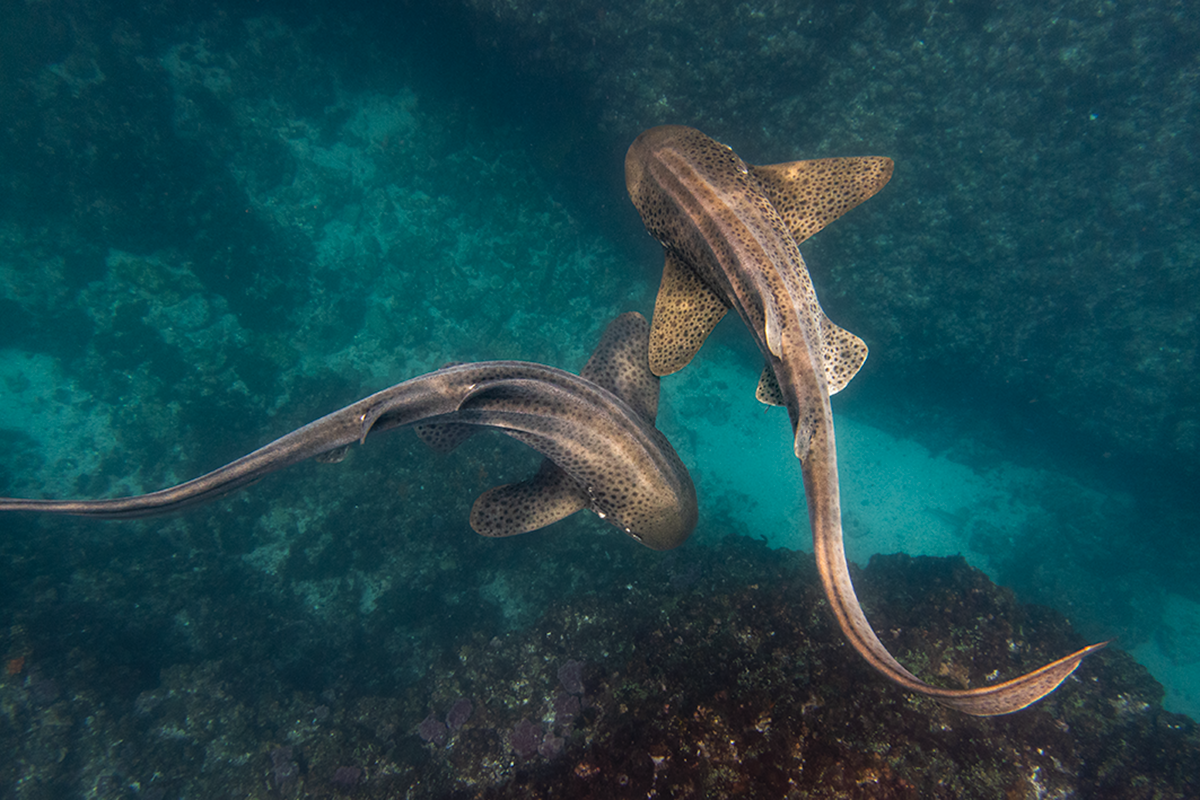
<box><xmin>509</xmin><ymin>718</ymin><xmax>542</xmax><ymax>759</ymax></box>
<box><xmin>0</xmin><ymin>533</ymin><xmax>1196</xmax><ymax>797</ymax></box>
<box><xmin>331</xmin><ymin>765</ymin><xmax>362</xmax><ymax>787</ymax></box>
<box><xmin>418</xmin><ymin>713</ymin><xmax>447</xmax><ymax>746</ymax></box>
<box><xmin>552</xmin><ymin>691</ymin><xmax>580</xmax><ymax>724</ymax></box>
<box><xmin>446</xmin><ymin>697</ymin><xmax>473</xmax><ymax>731</ymax></box>
<box><xmin>269</xmin><ymin>745</ymin><xmax>299</xmax><ymax>788</ymax></box>
<box><xmin>556</xmin><ymin>659</ymin><xmax>585</xmax><ymax>696</ymax></box>
<box><xmin>537</xmin><ymin>731</ymin><xmax>565</xmax><ymax>759</ymax></box>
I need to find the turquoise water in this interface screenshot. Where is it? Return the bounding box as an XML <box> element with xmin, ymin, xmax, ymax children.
<box><xmin>1</xmin><ymin>1</ymin><xmax>1197</xmax><ymax>796</ymax></box>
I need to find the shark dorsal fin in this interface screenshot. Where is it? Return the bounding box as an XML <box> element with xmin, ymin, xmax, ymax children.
<box><xmin>750</xmin><ymin>157</ymin><xmax>893</xmax><ymax>245</ymax></box>
<box><xmin>648</xmin><ymin>252</ymin><xmax>729</xmax><ymax>377</ymax></box>
<box><xmin>470</xmin><ymin>458</ymin><xmax>589</xmax><ymax>537</ymax></box>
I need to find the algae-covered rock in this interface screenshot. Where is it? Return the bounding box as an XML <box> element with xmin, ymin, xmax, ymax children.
<box><xmin>1</xmin><ymin>535</ymin><xmax>1194</xmax><ymax>798</ymax></box>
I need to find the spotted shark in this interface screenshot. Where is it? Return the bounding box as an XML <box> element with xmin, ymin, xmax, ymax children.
<box><xmin>625</xmin><ymin>125</ymin><xmax>1104</xmax><ymax>715</ymax></box>
<box><xmin>0</xmin><ymin>312</ymin><xmax>697</xmax><ymax>551</ymax></box>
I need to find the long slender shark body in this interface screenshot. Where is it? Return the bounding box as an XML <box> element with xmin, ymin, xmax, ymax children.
<box><xmin>625</xmin><ymin>125</ymin><xmax>1104</xmax><ymax>715</ymax></box>
<box><xmin>0</xmin><ymin>313</ymin><xmax>698</xmax><ymax>551</ymax></box>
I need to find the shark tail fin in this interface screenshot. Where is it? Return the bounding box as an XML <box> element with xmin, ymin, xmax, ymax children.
<box><xmin>936</xmin><ymin>641</ymin><xmax>1109</xmax><ymax>716</ymax></box>
<box><xmin>648</xmin><ymin>252</ymin><xmax>728</xmax><ymax>376</ymax></box>
<box><xmin>750</xmin><ymin>156</ymin><xmax>893</xmax><ymax>246</ymax></box>
<box><xmin>470</xmin><ymin>459</ymin><xmax>589</xmax><ymax>536</ymax></box>
<box><xmin>581</xmin><ymin>311</ymin><xmax>661</xmax><ymax>424</ymax></box>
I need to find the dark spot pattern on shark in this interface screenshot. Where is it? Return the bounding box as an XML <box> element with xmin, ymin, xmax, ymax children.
<box><xmin>626</xmin><ymin>124</ymin><xmax>1105</xmax><ymax>715</ymax></box>
<box><xmin>0</xmin><ymin>312</ymin><xmax>698</xmax><ymax>552</ymax></box>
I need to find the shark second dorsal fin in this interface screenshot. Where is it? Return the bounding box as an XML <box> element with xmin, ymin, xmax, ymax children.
<box><xmin>470</xmin><ymin>454</ymin><xmax>589</xmax><ymax>536</ymax></box>
<box><xmin>648</xmin><ymin>252</ymin><xmax>728</xmax><ymax>376</ymax></box>
<box><xmin>750</xmin><ymin>157</ymin><xmax>893</xmax><ymax>246</ymax></box>
<box><xmin>581</xmin><ymin>311</ymin><xmax>661</xmax><ymax>424</ymax></box>
<box><xmin>820</xmin><ymin>316</ymin><xmax>868</xmax><ymax>395</ymax></box>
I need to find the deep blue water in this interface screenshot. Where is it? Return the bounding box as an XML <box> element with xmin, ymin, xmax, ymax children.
<box><xmin>1</xmin><ymin>1</ymin><xmax>1197</xmax><ymax>796</ymax></box>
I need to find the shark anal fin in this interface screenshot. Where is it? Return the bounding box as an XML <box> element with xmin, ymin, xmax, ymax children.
<box><xmin>580</xmin><ymin>312</ymin><xmax>661</xmax><ymax>425</ymax></box>
<box><xmin>820</xmin><ymin>317</ymin><xmax>868</xmax><ymax>395</ymax></box>
<box><xmin>470</xmin><ymin>459</ymin><xmax>589</xmax><ymax>537</ymax></box>
<box><xmin>415</xmin><ymin>421</ymin><xmax>477</xmax><ymax>453</ymax></box>
<box><xmin>755</xmin><ymin>364</ymin><xmax>784</xmax><ymax>406</ymax></box>
<box><xmin>648</xmin><ymin>252</ymin><xmax>728</xmax><ymax>376</ymax></box>
<box><xmin>314</xmin><ymin>445</ymin><xmax>350</xmax><ymax>464</ymax></box>
<box><xmin>750</xmin><ymin>157</ymin><xmax>893</xmax><ymax>246</ymax></box>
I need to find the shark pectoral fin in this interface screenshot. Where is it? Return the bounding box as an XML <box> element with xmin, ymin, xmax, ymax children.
<box><xmin>755</xmin><ymin>364</ymin><xmax>784</xmax><ymax>406</ymax></box>
<box><xmin>580</xmin><ymin>312</ymin><xmax>661</xmax><ymax>425</ymax></box>
<box><xmin>820</xmin><ymin>317</ymin><xmax>868</xmax><ymax>395</ymax></box>
<box><xmin>750</xmin><ymin>156</ymin><xmax>894</xmax><ymax>245</ymax></box>
<box><xmin>469</xmin><ymin>459</ymin><xmax>589</xmax><ymax>537</ymax></box>
<box><xmin>415</xmin><ymin>421</ymin><xmax>478</xmax><ymax>453</ymax></box>
<box><xmin>648</xmin><ymin>252</ymin><xmax>728</xmax><ymax>376</ymax></box>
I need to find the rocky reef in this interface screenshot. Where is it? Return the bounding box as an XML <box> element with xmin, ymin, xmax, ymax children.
<box><xmin>1</xmin><ymin>1</ymin><xmax>1198</xmax><ymax>797</ymax></box>
<box><xmin>2</xmin><ymin>524</ymin><xmax>1196</xmax><ymax>799</ymax></box>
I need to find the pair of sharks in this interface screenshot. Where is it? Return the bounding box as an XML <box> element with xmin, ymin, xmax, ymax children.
<box><xmin>0</xmin><ymin>125</ymin><xmax>1103</xmax><ymax>715</ymax></box>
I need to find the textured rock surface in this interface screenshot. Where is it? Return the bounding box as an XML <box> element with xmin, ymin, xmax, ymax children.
<box><xmin>2</xmin><ymin>526</ymin><xmax>1197</xmax><ymax>798</ymax></box>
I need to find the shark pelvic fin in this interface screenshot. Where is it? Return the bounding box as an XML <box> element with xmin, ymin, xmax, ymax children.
<box><xmin>755</xmin><ymin>364</ymin><xmax>784</xmax><ymax>406</ymax></box>
<box><xmin>754</xmin><ymin>316</ymin><xmax>867</xmax><ymax>405</ymax></box>
<box><xmin>820</xmin><ymin>316</ymin><xmax>868</xmax><ymax>395</ymax></box>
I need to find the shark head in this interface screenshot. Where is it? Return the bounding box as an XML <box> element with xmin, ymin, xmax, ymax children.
<box><xmin>626</xmin><ymin>125</ymin><xmax>892</xmax><ymax>387</ymax></box>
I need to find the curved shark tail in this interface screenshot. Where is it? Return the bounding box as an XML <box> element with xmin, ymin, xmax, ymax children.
<box><xmin>933</xmin><ymin>642</ymin><xmax>1108</xmax><ymax>716</ymax></box>
<box><xmin>806</xmin><ymin>422</ymin><xmax>1106</xmax><ymax>716</ymax></box>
